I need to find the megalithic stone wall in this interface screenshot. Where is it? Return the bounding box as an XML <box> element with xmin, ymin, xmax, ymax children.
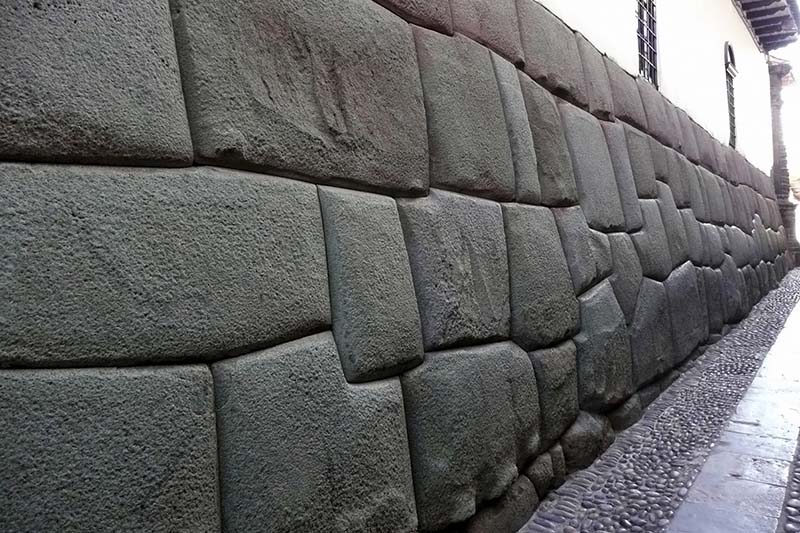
<box><xmin>0</xmin><ymin>0</ymin><xmax>791</xmax><ymax>532</ymax></box>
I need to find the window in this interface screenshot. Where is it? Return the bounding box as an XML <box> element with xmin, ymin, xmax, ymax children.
<box><xmin>725</xmin><ymin>42</ymin><xmax>738</xmax><ymax>148</ymax></box>
<box><xmin>637</xmin><ymin>0</ymin><xmax>658</xmax><ymax>87</ymax></box>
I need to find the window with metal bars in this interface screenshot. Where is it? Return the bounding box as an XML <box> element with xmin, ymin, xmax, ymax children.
<box><xmin>637</xmin><ymin>0</ymin><xmax>658</xmax><ymax>87</ymax></box>
<box><xmin>725</xmin><ymin>42</ymin><xmax>737</xmax><ymax>148</ymax></box>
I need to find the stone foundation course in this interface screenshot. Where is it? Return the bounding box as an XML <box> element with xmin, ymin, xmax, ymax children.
<box><xmin>0</xmin><ymin>0</ymin><xmax>791</xmax><ymax>532</ymax></box>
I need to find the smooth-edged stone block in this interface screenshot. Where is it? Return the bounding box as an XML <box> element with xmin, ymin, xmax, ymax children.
<box><xmin>213</xmin><ymin>333</ymin><xmax>416</xmax><ymax>533</ymax></box>
<box><xmin>415</xmin><ymin>28</ymin><xmax>514</xmax><ymax>199</ymax></box>
<box><xmin>638</xmin><ymin>382</ymin><xmax>662</xmax><ymax>408</ymax></box>
<box><xmin>518</xmin><ymin>0</ymin><xmax>587</xmax><ymax>106</ymax></box>
<box><xmin>530</xmin><ymin>340</ymin><xmax>580</xmax><ymax>449</ymax></box>
<box><xmin>465</xmin><ymin>476</ymin><xmax>539</xmax><ymax>533</ymax></box>
<box><xmin>319</xmin><ymin>187</ymin><xmax>423</xmax><ymax>382</ymax></box>
<box><xmin>0</xmin><ymin>366</ymin><xmax>219</xmax><ymax>533</ymax></box>
<box><xmin>574</xmin><ymin>281</ymin><xmax>633</xmax><ymax>412</ymax></box>
<box><xmin>519</xmin><ymin>74</ymin><xmax>578</xmax><ymax>206</ymax></box>
<box><xmin>549</xmin><ymin>444</ymin><xmax>568</xmax><ymax>487</ymax></box>
<box><xmin>504</xmin><ymin>205</ymin><xmax>579</xmax><ymax>350</ymax></box>
<box><xmin>576</xmin><ymin>33</ymin><xmax>614</xmax><ymax>119</ymax></box>
<box><xmin>171</xmin><ymin>0</ymin><xmax>428</xmax><ymax>195</ymax></box>
<box><xmin>524</xmin><ymin>453</ymin><xmax>554</xmax><ymax>498</ymax></box>
<box><xmin>609</xmin><ymin>394</ymin><xmax>643</xmax><ymax>431</ymax></box>
<box><xmin>631</xmin><ymin>200</ymin><xmax>673</xmax><ymax>281</ymax></box>
<box><xmin>699</xmin><ymin>168</ymin><xmax>726</xmax><ymax>225</ymax></box>
<box><xmin>452</xmin><ymin>0</ymin><xmax>523</xmax><ymax>65</ymax></box>
<box><xmin>695</xmin><ymin>265</ymin><xmax>711</xmax><ymax>343</ymax></box>
<box><xmin>662</xmin><ymin>97</ymin><xmax>685</xmax><ymax>152</ymax></box>
<box><xmin>701</xmin><ymin>222</ymin><xmax>726</xmax><ymax>267</ymax></box>
<box><xmin>602</xmin><ymin>121</ymin><xmax>643</xmax><ymax>231</ymax></box>
<box><xmin>560</xmin><ymin>103</ymin><xmax>625</xmax><ymax>231</ymax></box>
<box><xmin>552</xmin><ymin>207</ymin><xmax>602</xmax><ymax>294</ymax></box>
<box><xmin>605</xmin><ymin>57</ymin><xmax>647</xmax><ymax>130</ymax></box>
<box><xmin>561</xmin><ymin>412</ymin><xmax>615</xmax><ymax>472</ymax></box>
<box><xmin>649</xmin><ymin>136</ymin><xmax>670</xmax><ymax>183</ymax></box>
<box><xmin>0</xmin><ymin>0</ymin><xmax>192</xmax><ymax>165</ymax></box>
<box><xmin>608</xmin><ymin>233</ymin><xmax>644</xmax><ymax>324</ymax></box>
<box><xmin>624</xmin><ymin>124</ymin><xmax>658</xmax><ymax>198</ymax></box>
<box><xmin>743</xmin><ymin>264</ymin><xmax>761</xmax><ymax>311</ymax></box>
<box><xmin>374</xmin><ymin>0</ymin><xmax>453</xmax><ymax>33</ymax></box>
<box><xmin>676</xmin><ymin>108</ymin><xmax>701</xmax><ymax>163</ymax></box>
<box><xmin>681</xmin><ymin>209</ymin><xmax>707</xmax><ymax>266</ymax></box>
<box><xmin>665</xmin><ymin>150</ymin><xmax>692</xmax><ymax>208</ymax></box>
<box><xmin>720</xmin><ymin>181</ymin><xmax>736</xmax><ymax>226</ymax></box>
<box><xmin>686</xmin><ymin>164</ymin><xmax>710</xmax><ymax>222</ymax></box>
<box><xmin>629</xmin><ymin>278</ymin><xmax>673</xmax><ymax>388</ymax></box>
<box><xmin>398</xmin><ymin>190</ymin><xmax>509</xmax><ymax>350</ymax></box>
<box><xmin>636</xmin><ymin>77</ymin><xmax>669</xmax><ymax>145</ymax></box>
<box><xmin>492</xmin><ymin>54</ymin><xmax>541</xmax><ymax>203</ymax></box>
<box><xmin>657</xmin><ymin>182</ymin><xmax>690</xmax><ymax>268</ymax></box>
<box><xmin>0</xmin><ymin>164</ymin><xmax>330</xmax><ymax>367</ymax></box>
<box><xmin>590</xmin><ymin>229</ymin><xmax>614</xmax><ymax>280</ymax></box>
<box><xmin>727</xmin><ymin>225</ymin><xmax>752</xmax><ymax>268</ymax></box>
<box><xmin>402</xmin><ymin>342</ymin><xmax>540</xmax><ymax>531</ymax></box>
<box><xmin>665</xmin><ymin>262</ymin><xmax>706</xmax><ymax>363</ymax></box>
<box><xmin>694</xmin><ymin>123</ymin><xmax>718</xmax><ymax>173</ymax></box>
<box><xmin>712</xmin><ymin>140</ymin><xmax>731</xmax><ymax>179</ymax></box>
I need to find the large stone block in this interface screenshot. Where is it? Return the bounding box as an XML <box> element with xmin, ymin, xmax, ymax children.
<box><xmin>727</xmin><ymin>225</ymin><xmax>753</xmax><ymax>268</ymax></box>
<box><xmin>319</xmin><ymin>187</ymin><xmax>423</xmax><ymax>382</ymax></box>
<box><xmin>681</xmin><ymin>209</ymin><xmax>707</xmax><ymax>266</ymax></box>
<box><xmin>664</xmin><ymin>262</ymin><xmax>706</xmax><ymax>364</ymax></box>
<box><xmin>662</xmin><ymin>97</ymin><xmax>685</xmax><ymax>152</ymax></box>
<box><xmin>530</xmin><ymin>340</ymin><xmax>580</xmax><ymax>449</ymax></box>
<box><xmin>605</xmin><ymin>57</ymin><xmax>647</xmax><ymax>130</ymax></box>
<box><xmin>576</xmin><ymin>33</ymin><xmax>614</xmax><ymax>119</ymax></box>
<box><xmin>0</xmin><ymin>0</ymin><xmax>192</xmax><ymax>165</ymax></box>
<box><xmin>402</xmin><ymin>342</ymin><xmax>540</xmax><ymax>531</ymax></box>
<box><xmin>590</xmin><ymin>229</ymin><xmax>614</xmax><ymax>280</ymax></box>
<box><xmin>702</xmin><ymin>268</ymin><xmax>724</xmax><ymax>334</ymax></box>
<box><xmin>518</xmin><ymin>0</ymin><xmax>587</xmax><ymax>106</ymax></box>
<box><xmin>561</xmin><ymin>412</ymin><xmax>615</xmax><ymax>472</ymax></box>
<box><xmin>560</xmin><ymin>103</ymin><xmax>625</xmax><ymax>231</ymax></box>
<box><xmin>397</xmin><ymin>190</ymin><xmax>509</xmax><ymax>350</ymax></box>
<box><xmin>699</xmin><ymin>168</ymin><xmax>726</xmax><ymax>225</ymax></box>
<box><xmin>552</xmin><ymin>207</ymin><xmax>603</xmax><ymax>294</ymax></box>
<box><xmin>743</xmin><ymin>264</ymin><xmax>761</xmax><ymax>311</ymax></box>
<box><xmin>624</xmin><ymin>124</ymin><xmax>658</xmax><ymax>199</ymax></box>
<box><xmin>452</xmin><ymin>0</ymin><xmax>523</xmax><ymax>65</ymax></box>
<box><xmin>415</xmin><ymin>28</ymin><xmax>514</xmax><ymax>199</ymax></box>
<box><xmin>0</xmin><ymin>366</ymin><xmax>219</xmax><ymax>532</ymax></box>
<box><xmin>720</xmin><ymin>181</ymin><xmax>736</xmax><ymax>226</ymax></box>
<box><xmin>694</xmin><ymin>124</ymin><xmax>719</xmax><ymax>174</ymax></box>
<box><xmin>465</xmin><ymin>476</ymin><xmax>539</xmax><ymax>533</ymax></box>
<box><xmin>171</xmin><ymin>0</ymin><xmax>428</xmax><ymax>195</ymax></box>
<box><xmin>631</xmin><ymin>200</ymin><xmax>673</xmax><ymax>281</ymax></box>
<box><xmin>518</xmin><ymin>74</ymin><xmax>578</xmax><ymax>206</ymax></box>
<box><xmin>214</xmin><ymin>333</ymin><xmax>416</xmax><ymax>533</ymax></box>
<box><xmin>701</xmin><ymin>222</ymin><xmax>726</xmax><ymax>267</ymax></box>
<box><xmin>694</xmin><ymin>265</ymin><xmax>711</xmax><ymax>342</ymax></box>
<box><xmin>637</xmin><ymin>77</ymin><xmax>670</xmax><ymax>145</ymax></box>
<box><xmin>608</xmin><ymin>232</ymin><xmax>644</xmax><ymax>324</ymax></box>
<box><xmin>629</xmin><ymin>278</ymin><xmax>673</xmax><ymax>388</ymax></box>
<box><xmin>657</xmin><ymin>182</ymin><xmax>690</xmax><ymax>269</ymax></box>
<box><xmin>374</xmin><ymin>0</ymin><xmax>453</xmax><ymax>33</ymax></box>
<box><xmin>675</xmin><ymin>108</ymin><xmax>701</xmax><ymax>163</ymax></box>
<box><xmin>0</xmin><ymin>164</ymin><xmax>330</xmax><ymax>367</ymax></box>
<box><xmin>574</xmin><ymin>281</ymin><xmax>633</xmax><ymax>412</ymax></box>
<box><xmin>649</xmin><ymin>136</ymin><xmax>670</xmax><ymax>183</ymax></box>
<box><xmin>686</xmin><ymin>164</ymin><xmax>710</xmax><ymax>222</ymax></box>
<box><xmin>602</xmin><ymin>121</ymin><xmax>644</xmax><ymax>232</ymax></box>
<box><xmin>665</xmin><ymin>150</ymin><xmax>692</xmax><ymax>208</ymax></box>
<box><xmin>504</xmin><ymin>205</ymin><xmax>579</xmax><ymax>350</ymax></box>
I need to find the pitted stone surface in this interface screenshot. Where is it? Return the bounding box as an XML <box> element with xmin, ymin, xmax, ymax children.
<box><xmin>0</xmin><ymin>366</ymin><xmax>219</xmax><ymax>533</ymax></box>
<box><xmin>590</xmin><ymin>229</ymin><xmax>614</xmax><ymax>281</ymax></box>
<box><xmin>530</xmin><ymin>340</ymin><xmax>580</xmax><ymax>450</ymax></box>
<box><xmin>553</xmin><ymin>207</ymin><xmax>603</xmax><ymax>294</ymax></box>
<box><xmin>451</xmin><ymin>0</ymin><xmax>523</xmax><ymax>65</ymax></box>
<box><xmin>415</xmin><ymin>28</ymin><xmax>514</xmax><ymax>200</ymax></box>
<box><xmin>374</xmin><ymin>0</ymin><xmax>453</xmax><ymax>33</ymax></box>
<box><xmin>606</xmin><ymin>57</ymin><xmax>648</xmax><ymax>130</ymax></box>
<box><xmin>402</xmin><ymin>342</ymin><xmax>540</xmax><ymax>531</ymax></box>
<box><xmin>632</xmin><ymin>199</ymin><xmax>673</xmax><ymax>281</ymax></box>
<box><xmin>702</xmin><ymin>268</ymin><xmax>726</xmax><ymax>334</ymax></box>
<box><xmin>603</xmin><ymin>121</ymin><xmax>644</xmax><ymax>232</ymax></box>
<box><xmin>665</xmin><ymin>261</ymin><xmax>707</xmax><ymax>364</ymax></box>
<box><xmin>398</xmin><ymin>190</ymin><xmax>509</xmax><ymax>351</ymax></box>
<box><xmin>465</xmin><ymin>475</ymin><xmax>539</xmax><ymax>533</ymax></box>
<box><xmin>561</xmin><ymin>412</ymin><xmax>616</xmax><ymax>472</ymax></box>
<box><xmin>630</xmin><ymin>277</ymin><xmax>674</xmax><ymax>388</ymax></box>
<box><xmin>676</xmin><ymin>108</ymin><xmax>701</xmax><ymax>163</ymax></box>
<box><xmin>624</xmin><ymin>124</ymin><xmax>659</xmax><ymax>199</ymax></box>
<box><xmin>608</xmin><ymin>232</ymin><xmax>644</xmax><ymax>324</ymax></box>
<box><xmin>526</xmin><ymin>453</ymin><xmax>556</xmax><ymax>497</ymax></box>
<box><xmin>576</xmin><ymin>33</ymin><xmax>614</xmax><ymax>119</ymax></box>
<box><xmin>657</xmin><ymin>182</ymin><xmax>690</xmax><ymax>269</ymax></box>
<box><xmin>504</xmin><ymin>204</ymin><xmax>579</xmax><ymax>351</ymax></box>
<box><xmin>0</xmin><ymin>164</ymin><xmax>330</xmax><ymax>367</ymax></box>
<box><xmin>0</xmin><ymin>0</ymin><xmax>192</xmax><ymax>165</ymax></box>
<box><xmin>319</xmin><ymin>187</ymin><xmax>423</xmax><ymax>382</ymax></box>
<box><xmin>213</xmin><ymin>333</ymin><xmax>416</xmax><ymax>533</ymax></box>
<box><xmin>721</xmin><ymin>255</ymin><xmax>745</xmax><ymax>324</ymax></box>
<box><xmin>610</xmin><ymin>393</ymin><xmax>644</xmax><ymax>432</ymax></box>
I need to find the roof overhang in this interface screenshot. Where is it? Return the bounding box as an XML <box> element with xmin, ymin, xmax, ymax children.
<box><xmin>737</xmin><ymin>0</ymin><xmax>800</xmax><ymax>51</ymax></box>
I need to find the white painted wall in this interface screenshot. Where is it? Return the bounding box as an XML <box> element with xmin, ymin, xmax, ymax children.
<box><xmin>537</xmin><ymin>0</ymin><xmax>774</xmax><ymax>172</ymax></box>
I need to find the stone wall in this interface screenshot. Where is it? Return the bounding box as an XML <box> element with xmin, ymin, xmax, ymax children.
<box><xmin>0</xmin><ymin>1</ymin><xmax>791</xmax><ymax>532</ymax></box>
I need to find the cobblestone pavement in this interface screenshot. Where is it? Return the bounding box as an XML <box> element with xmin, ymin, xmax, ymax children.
<box><xmin>521</xmin><ymin>269</ymin><xmax>800</xmax><ymax>533</ymax></box>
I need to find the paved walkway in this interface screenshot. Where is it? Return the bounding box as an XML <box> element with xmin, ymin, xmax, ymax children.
<box><xmin>521</xmin><ymin>269</ymin><xmax>800</xmax><ymax>533</ymax></box>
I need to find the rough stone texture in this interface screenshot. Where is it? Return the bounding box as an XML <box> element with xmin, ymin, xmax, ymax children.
<box><xmin>574</xmin><ymin>281</ymin><xmax>633</xmax><ymax>412</ymax></box>
<box><xmin>553</xmin><ymin>207</ymin><xmax>603</xmax><ymax>294</ymax></box>
<box><xmin>0</xmin><ymin>164</ymin><xmax>330</xmax><ymax>367</ymax></box>
<box><xmin>632</xmin><ymin>199</ymin><xmax>673</xmax><ymax>281</ymax></box>
<box><xmin>561</xmin><ymin>412</ymin><xmax>615</xmax><ymax>472</ymax></box>
<box><xmin>590</xmin><ymin>229</ymin><xmax>614</xmax><ymax>280</ymax></box>
<box><xmin>213</xmin><ymin>333</ymin><xmax>416</xmax><ymax>533</ymax></box>
<box><xmin>504</xmin><ymin>205</ymin><xmax>579</xmax><ymax>350</ymax></box>
<box><xmin>608</xmin><ymin>233</ymin><xmax>644</xmax><ymax>324</ymax></box>
<box><xmin>530</xmin><ymin>340</ymin><xmax>580</xmax><ymax>449</ymax></box>
<box><xmin>451</xmin><ymin>0</ymin><xmax>523</xmax><ymax>65</ymax></box>
<box><xmin>682</xmin><ymin>209</ymin><xmax>707</xmax><ymax>266</ymax></box>
<box><xmin>465</xmin><ymin>476</ymin><xmax>539</xmax><ymax>533</ymax></box>
<box><xmin>415</xmin><ymin>28</ymin><xmax>514</xmax><ymax>199</ymax></box>
<box><xmin>605</xmin><ymin>57</ymin><xmax>648</xmax><ymax>130</ymax></box>
<box><xmin>492</xmin><ymin>54</ymin><xmax>541</xmax><ymax>204</ymax></box>
<box><xmin>171</xmin><ymin>0</ymin><xmax>427</xmax><ymax>195</ymax></box>
<box><xmin>664</xmin><ymin>261</ymin><xmax>707</xmax><ymax>364</ymax></box>
<box><xmin>402</xmin><ymin>342</ymin><xmax>540</xmax><ymax>531</ymax></box>
<box><xmin>687</xmin><ymin>163</ymin><xmax>711</xmax><ymax>222</ymax></box>
<box><xmin>650</xmin><ymin>135</ymin><xmax>670</xmax><ymax>185</ymax></box>
<box><xmin>0</xmin><ymin>0</ymin><xmax>192</xmax><ymax>166</ymax></box>
<box><xmin>676</xmin><ymin>108</ymin><xmax>702</xmax><ymax>163</ymax></box>
<box><xmin>700</xmin><ymin>168</ymin><xmax>726</xmax><ymax>225</ymax></box>
<box><xmin>637</xmin><ymin>77</ymin><xmax>670</xmax><ymax>146</ymax></box>
<box><xmin>518</xmin><ymin>0</ymin><xmax>587</xmax><ymax>106</ymax></box>
<box><xmin>666</xmin><ymin>149</ymin><xmax>692</xmax><ymax>208</ymax></box>
<box><xmin>373</xmin><ymin>0</ymin><xmax>453</xmax><ymax>33</ymax></box>
<box><xmin>0</xmin><ymin>366</ymin><xmax>219</xmax><ymax>533</ymax></box>
<box><xmin>624</xmin><ymin>123</ymin><xmax>659</xmax><ymax>199</ymax></box>
<box><xmin>702</xmin><ymin>268</ymin><xmax>726</xmax><ymax>334</ymax></box>
<box><xmin>702</xmin><ymin>222</ymin><xmax>727</xmax><ymax>267</ymax></box>
<box><xmin>398</xmin><ymin>190</ymin><xmax>509</xmax><ymax>351</ymax></box>
<box><xmin>662</xmin><ymin>97</ymin><xmax>685</xmax><ymax>152</ymax></box>
<box><xmin>629</xmin><ymin>278</ymin><xmax>674</xmax><ymax>388</ymax></box>
<box><xmin>657</xmin><ymin>182</ymin><xmax>690</xmax><ymax>268</ymax></box>
<box><xmin>319</xmin><ymin>187</ymin><xmax>423</xmax><ymax>382</ymax></box>
<box><xmin>525</xmin><ymin>453</ymin><xmax>555</xmax><ymax>498</ymax></box>
<box><xmin>576</xmin><ymin>33</ymin><xmax>614</xmax><ymax>119</ymax></box>
<box><xmin>560</xmin><ymin>103</ymin><xmax>625</xmax><ymax>231</ymax></box>
<box><xmin>609</xmin><ymin>394</ymin><xmax>643</xmax><ymax>431</ymax></box>
<box><xmin>519</xmin><ymin>74</ymin><xmax>579</xmax><ymax>206</ymax></box>
<box><xmin>720</xmin><ymin>255</ymin><xmax>744</xmax><ymax>323</ymax></box>
<box><xmin>602</xmin><ymin>121</ymin><xmax>644</xmax><ymax>232</ymax></box>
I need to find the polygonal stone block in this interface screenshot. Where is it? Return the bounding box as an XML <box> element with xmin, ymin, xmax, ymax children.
<box><xmin>694</xmin><ymin>124</ymin><xmax>718</xmax><ymax>174</ymax></box>
<box><xmin>699</xmin><ymin>168</ymin><xmax>726</xmax><ymax>225</ymax></box>
<box><xmin>664</xmin><ymin>262</ymin><xmax>706</xmax><ymax>364</ymax></box>
<box><xmin>686</xmin><ymin>164</ymin><xmax>710</xmax><ymax>222</ymax></box>
<box><xmin>319</xmin><ymin>187</ymin><xmax>423</xmax><ymax>382</ymax></box>
<box><xmin>681</xmin><ymin>209</ymin><xmax>706</xmax><ymax>266</ymax></box>
<box><xmin>605</xmin><ymin>57</ymin><xmax>647</xmax><ymax>130</ymax></box>
<box><xmin>415</xmin><ymin>28</ymin><xmax>514</xmax><ymax>199</ymax></box>
<box><xmin>465</xmin><ymin>476</ymin><xmax>539</xmax><ymax>533</ymax></box>
<box><xmin>694</xmin><ymin>265</ymin><xmax>711</xmax><ymax>342</ymax></box>
<box><xmin>662</xmin><ymin>97</ymin><xmax>685</xmax><ymax>152</ymax></box>
<box><xmin>504</xmin><ymin>205</ymin><xmax>579</xmax><ymax>351</ymax></box>
<box><xmin>727</xmin><ymin>225</ymin><xmax>753</xmax><ymax>268</ymax></box>
<box><xmin>524</xmin><ymin>453</ymin><xmax>554</xmax><ymax>498</ymax></box>
<box><xmin>398</xmin><ymin>190</ymin><xmax>510</xmax><ymax>350</ymax></box>
<box><xmin>552</xmin><ymin>207</ymin><xmax>603</xmax><ymax>294</ymax></box>
<box><xmin>629</xmin><ymin>278</ymin><xmax>673</xmax><ymax>388</ymax></box>
<box><xmin>637</xmin><ymin>77</ymin><xmax>670</xmax><ymax>145</ymax></box>
<box><xmin>452</xmin><ymin>0</ymin><xmax>523</xmax><ymax>65</ymax></box>
<box><xmin>213</xmin><ymin>333</ymin><xmax>416</xmax><ymax>533</ymax></box>
<box><xmin>657</xmin><ymin>182</ymin><xmax>690</xmax><ymax>269</ymax></box>
<box><xmin>609</xmin><ymin>395</ymin><xmax>643</xmax><ymax>431</ymax></box>
<box><xmin>712</xmin><ymin>141</ymin><xmax>731</xmax><ymax>179</ymax></box>
<box><xmin>720</xmin><ymin>181</ymin><xmax>736</xmax><ymax>225</ymax></box>
<box><xmin>701</xmin><ymin>222</ymin><xmax>726</xmax><ymax>267</ymax></box>
<box><xmin>574</xmin><ymin>281</ymin><xmax>633</xmax><ymax>412</ymax></box>
<box><xmin>529</xmin><ymin>340</ymin><xmax>579</xmax><ymax>449</ymax></box>
<box><xmin>0</xmin><ymin>0</ymin><xmax>192</xmax><ymax>165</ymax></box>
<box><xmin>0</xmin><ymin>164</ymin><xmax>330</xmax><ymax>367</ymax></box>
<box><xmin>675</xmin><ymin>108</ymin><xmax>701</xmax><ymax>163</ymax></box>
<box><xmin>171</xmin><ymin>0</ymin><xmax>428</xmax><ymax>195</ymax></box>
<box><xmin>374</xmin><ymin>0</ymin><xmax>453</xmax><ymax>33</ymax></box>
<box><xmin>624</xmin><ymin>124</ymin><xmax>658</xmax><ymax>199</ymax></box>
<box><xmin>561</xmin><ymin>412</ymin><xmax>615</xmax><ymax>472</ymax></box>
<box><xmin>649</xmin><ymin>136</ymin><xmax>670</xmax><ymax>183</ymax></box>
<box><xmin>743</xmin><ymin>264</ymin><xmax>760</xmax><ymax>311</ymax></box>
<box><xmin>518</xmin><ymin>0</ymin><xmax>587</xmax><ymax>106</ymax></box>
<box><xmin>590</xmin><ymin>229</ymin><xmax>614</xmax><ymax>280</ymax></box>
<box><xmin>702</xmin><ymin>268</ymin><xmax>725</xmax><ymax>334</ymax></box>
<box><xmin>560</xmin><ymin>103</ymin><xmax>625</xmax><ymax>232</ymax></box>
<box><xmin>576</xmin><ymin>33</ymin><xmax>614</xmax><ymax>119</ymax></box>
<box><xmin>608</xmin><ymin>232</ymin><xmax>643</xmax><ymax>324</ymax></box>
<box><xmin>518</xmin><ymin>73</ymin><xmax>578</xmax><ymax>206</ymax></box>
<box><xmin>602</xmin><ymin>121</ymin><xmax>643</xmax><ymax>232</ymax></box>
<box><xmin>402</xmin><ymin>342</ymin><xmax>540</xmax><ymax>531</ymax></box>
<box><xmin>631</xmin><ymin>200</ymin><xmax>673</xmax><ymax>281</ymax></box>
<box><xmin>0</xmin><ymin>366</ymin><xmax>219</xmax><ymax>533</ymax></box>
<box><xmin>665</xmin><ymin>150</ymin><xmax>692</xmax><ymax>208</ymax></box>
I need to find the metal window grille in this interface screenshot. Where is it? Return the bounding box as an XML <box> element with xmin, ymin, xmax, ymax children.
<box><xmin>725</xmin><ymin>43</ymin><xmax>737</xmax><ymax>149</ymax></box>
<box><xmin>637</xmin><ymin>0</ymin><xmax>658</xmax><ymax>87</ymax></box>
